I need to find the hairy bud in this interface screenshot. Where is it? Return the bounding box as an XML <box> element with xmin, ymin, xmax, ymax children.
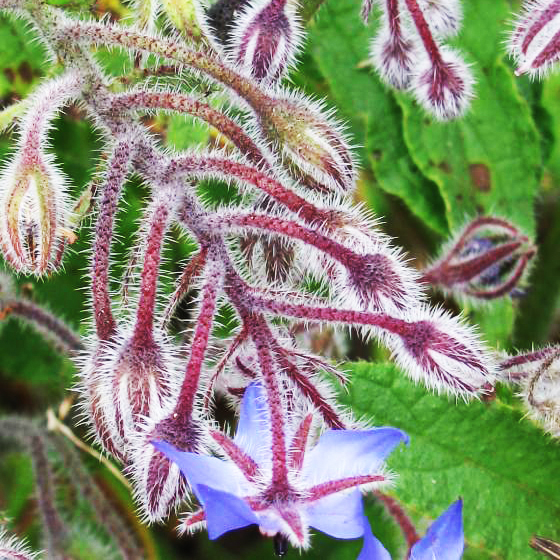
<box><xmin>422</xmin><ymin>217</ymin><xmax>535</xmax><ymax>302</ymax></box>
<box><xmin>518</xmin><ymin>349</ymin><xmax>560</xmax><ymax>437</ymax></box>
<box><xmin>129</xmin><ymin>410</ymin><xmax>202</xmax><ymax>522</ymax></box>
<box><xmin>230</xmin><ymin>0</ymin><xmax>303</xmax><ymax>84</ymax></box>
<box><xmin>411</xmin><ymin>45</ymin><xmax>474</xmax><ymax>120</ymax></box>
<box><xmin>365</xmin><ymin>0</ymin><xmax>473</xmax><ymax>119</ymax></box>
<box><xmin>256</xmin><ymin>93</ymin><xmax>355</xmax><ymax>192</ymax></box>
<box><xmin>509</xmin><ymin>0</ymin><xmax>560</xmax><ymax>78</ymax></box>
<box><xmin>80</xmin><ymin>328</ymin><xmax>182</xmax><ymax>462</ymax></box>
<box><xmin>0</xmin><ymin>72</ymin><xmax>83</xmax><ymax>275</ymax></box>
<box><xmin>388</xmin><ymin>306</ymin><xmax>496</xmax><ymax>396</ymax></box>
<box><xmin>370</xmin><ymin>0</ymin><xmax>417</xmax><ymax>89</ymax></box>
<box><xmin>0</xmin><ymin>154</ymin><xmax>71</xmax><ymax>275</ymax></box>
<box><xmin>0</xmin><ymin>528</ymin><xmax>39</xmax><ymax>560</ymax></box>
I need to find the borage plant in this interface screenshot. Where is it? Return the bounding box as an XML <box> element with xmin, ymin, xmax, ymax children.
<box><xmin>0</xmin><ymin>0</ymin><xmax>558</xmax><ymax>559</ymax></box>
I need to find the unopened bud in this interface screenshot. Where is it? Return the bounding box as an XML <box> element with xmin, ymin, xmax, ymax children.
<box><xmin>371</xmin><ymin>20</ymin><xmax>417</xmax><ymax>90</ymax></box>
<box><xmin>411</xmin><ymin>45</ymin><xmax>474</xmax><ymax>120</ymax></box>
<box><xmin>0</xmin><ymin>528</ymin><xmax>39</xmax><ymax>560</ymax></box>
<box><xmin>80</xmin><ymin>328</ymin><xmax>182</xmax><ymax>462</ymax></box>
<box><xmin>0</xmin><ymin>156</ymin><xmax>70</xmax><ymax>275</ymax></box>
<box><xmin>520</xmin><ymin>349</ymin><xmax>560</xmax><ymax>438</ymax></box>
<box><xmin>422</xmin><ymin>217</ymin><xmax>535</xmax><ymax>302</ymax></box>
<box><xmin>0</xmin><ymin>72</ymin><xmax>83</xmax><ymax>275</ymax></box>
<box><xmin>509</xmin><ymin>0</ymin><xmax>560</xmax><ymax>79</ymax></box>
<box><xmin>130</xmin><ymin>410</ymin><xmax>202</xmax><ymax>522</ymax></box>
<box><xmin>230</xmin><ymin>0</ymin><xmax>303</xmax><ymax>84</ymax></box>
<box><xmin>256</xmin><ymin>93</ymin><xmax>355</xmax><ymax>192</ymax></box>
<box><xmin>370</xmin><ymin>0</ymin><xmax>418</xmax><ymax>89</ymax></box>
<box><xmin>388</xmin><ymin>306</ymin><xmax>496</xmax><ymax>396</ymax></box>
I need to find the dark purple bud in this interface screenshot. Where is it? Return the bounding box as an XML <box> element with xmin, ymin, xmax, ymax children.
<box><xmin>421</xmin><ymin>217</ymin><xmax>536</xmax><ymax>302</ymax></box>
<box><xmin>230</xmin><ymin>0</ymin><xmax>303</xmax><ymax>84</ymax></box>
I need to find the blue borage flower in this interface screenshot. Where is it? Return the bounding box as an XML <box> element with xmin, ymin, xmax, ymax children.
<box><xmin>153</xmin><ymin>382</ymin><xmax>408</xmax><ymax>555</ymax></box>
<box><xmin>153</xmin><ymin>382</ymin><xmax>466</xmax><ymax>559</ymax></box>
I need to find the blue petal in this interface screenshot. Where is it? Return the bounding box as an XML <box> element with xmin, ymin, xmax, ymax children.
<box><xmin>303</xmin><ymin>428</ymin><xmax>409</xmax><ymax>485</ymax></box>
<box><xmin>196</xmin><ymin>484</ymin><xmax>260</xmax><ymax>540</ymax></box>
<box><xmin>409</xmin><ymin>499</ymin><xmax>464</xmax><ymax>560</ymax></box>
<box><xmin>233</xmin><ymin>382</ymin><xmax>272</xmax><ymax>466</ymax></box>
<box><xmin>151</xmin><ymin>440</ymin><xmax>251</xmax><ymax>502</ymax></box>
<box><xmin>358</xmin><ymin>515</ymin><xmax>391</xmax><ymax>560</ymax></box>
<box><xmin>307</xmin><ymin>489</ymin><xmax>365</xmax><ymax>539</ymax></box>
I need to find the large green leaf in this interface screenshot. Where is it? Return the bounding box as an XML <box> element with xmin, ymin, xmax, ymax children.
<box><xmin>302</xmin><ymin>2</ymin><xmax>448</xmax><ymax>235</ymax></box>
<box><xmin>345</xmin><ymin>361</ymin><xmax>560</xmax><ymax>559</ymax></box>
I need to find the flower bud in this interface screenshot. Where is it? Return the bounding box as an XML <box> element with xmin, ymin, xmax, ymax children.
<box><xmin>369</xmin><ymin>0</ymin><xmax>418</xmax><ymax>90</ymax></box>
<box><xmin>129</xmin><ymin>410</ymin><xmax>202</xmax><ymax>522</ymax></box>
<box><xmin>509</xmin><ymin>0</ymin><xmax>560</xmax><ymax>78</ymax></box>
<box><xmin>370</xmin><ymin>16</ymin><xmax>417</xmax><ymax>90</ymax></box>
<box><xmin>422</xmin><ymin>217</ymin><xmax>535</xmax><ymax>302</ymax></box>
<box><xmin>0</xmin><ymin>72</ymin><xmax>83</xmax><ymax>275</ymax></box>
<box><xmin>79</xmin><ymin>328</ymin><xmax>182</xmax><ymax>462</ymax></box>
<box><xmin>0</xmin><ymin>528</ymin><xmax>39</xmax><ymax>560</ymax></box>
<box><xmin>0</xmin><ymin>155</ymin><xmax>71</xmax><ymax>275</ymax></box>
<box><xmin>256</xmin><ymin>93</ymin><xmax>356</xmax><ymax>192</ymax></box>
<box><xmin>502</xmin><ymin>348</ymin><xmax>560</xmax><ymax>437</ymax></box>
<box><xmin>411</xmin><ymin>45</ymin><xmax>474</xmax><ymax>120</ymax></box>
<box><xmin>230</xmin><ymin>0</ymin><xmax>303</xmax><ymax>84</ymax></box>
<box><xmin>388</xmin><ymin>306</ymin><xmax>496</xmax><ymax>396</ymax></box>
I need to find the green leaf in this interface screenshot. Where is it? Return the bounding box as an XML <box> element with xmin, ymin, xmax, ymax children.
<box><xmin>344</xmin><ymin>361</ymin><xmax>560</xmax><ymax>559</ymax></box>
<box><xmin>0</xmin><ymin>16</ymin><xmax>49</xmax><ymax>98</ymax></box>
<box><xmin>301</xmin><ymin>2</ymin><xmax>448</xmax><ymax>235</ymax></box>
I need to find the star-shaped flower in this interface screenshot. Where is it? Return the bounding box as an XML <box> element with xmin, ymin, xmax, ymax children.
<box><xmin>153</xmin><ymin>382</ymin><xmax>408</xmax><ymax>556</ymax></box>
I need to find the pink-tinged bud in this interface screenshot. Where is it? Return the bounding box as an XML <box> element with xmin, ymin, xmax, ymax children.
<box><xmin>230</xmin><ymin>0</ymin><xmax>303</xmax><ymax>84</ymax></box>
<box><xmin>0</xmin><ymin>155</ymin><xmax>71</xmax><ymax>275</ymax></box>
<box><xmin>371</xmin><ymin>19</ymin><xmax>417</xmax><ymax>90</ymax></box>
<box><xmin>79</xmin><ymin>328</ymin><xmax>182</xmax><ymax>462</ymax></box>
<box><xmin>422</xmin><ymin>217</ymin><xmax>536</xmax><ymax>302</ymax></box>
<box><xmin>508</xmin><ymin>0</ymin><xmax>560</xmax><ymax>78</ymax></box>
<box><xmin>80</xmin><ymin>359</ymin><xmax>128</xmax><ymax>463</ymax></box>
<box><xmin>411</xmin><ymin>45</ymin><xmax>474</xmax><ymax>120</ymax></box>
<box><xmin>519</xmin><ymin>349</ymin><xmax>560</xmax><ymax>437</ymax></box>
<box><xmin>129</xmin><ymin>411</ymin><xmax>203</xmax><ymax>522</ymax></box>
<box><xmin>370</xmin><ymin>0</ymin><xmax>418</xmax><ymax>89</ymax></box>
<box><xmin>388</xmin><ymin>306</ymin><xmax>496</xmax><ymax>396</ymax></box>
<box><xmin>256</xmin><ymin>93</ymin><xmax>356</xmax><ymax>192</ymax></box>
<box><xmin>0</xmin><ymin>528</ymin><xmax>39</xmax><ymax>560</ymax></box>
<box><xmin>0</xmin><ymin>72</ymin><xmax>83</xmax><ymax>275</ymax></box>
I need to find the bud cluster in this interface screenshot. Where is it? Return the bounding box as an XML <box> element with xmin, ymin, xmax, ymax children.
<box><xmin>0</xmin><ymin>0</ymin><xmax>536</xmax><ymax>557</ymax></box>
<box><xmin>362</xmin><ymin>0</ymin><xmax>474</xmax><ymax>120</ymax></box>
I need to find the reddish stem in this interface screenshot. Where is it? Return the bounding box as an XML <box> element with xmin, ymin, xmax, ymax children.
<box><xmin>110</xmin><ymin>92</ymin><xmax>268</xmax><ymax>168</ymax></box>
<box><xmin>133</xmin><ymin>199</ymin><xmax>172</xmax><ymax>346</ymax></box>
<box><xmin>374</xmin><ymin>491</ymin><xmax>420</xmax><ymax>549</ymax></box>
<box><xmin>402</xmin><ymin>0</ymin><xmax>443</xmax><ymax>66</ymax></box>
<box><xmin>246</xmin><ymin>314</ymin><xmax>290</xmax><ymax>488</ymax></box>
<box><xmin>172</xmin><ymin>256</ymin><xmax>222</xmax><ymax>422</ymax></box>
<box><xmin>165</xmin><ymin>156</ymin><xmax>327</xmax><ymax>225</ymax></box>
<box><xmin>92</xmin><ymin>140</ymin><xmax>135</xmax><ymax>340</ymax></box>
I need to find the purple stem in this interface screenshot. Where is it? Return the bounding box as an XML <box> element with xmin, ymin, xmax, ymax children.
<box><xmin>92</xmin><ymin>140</ymin><xmax>135</xmax><ymax>340</ymax></box>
